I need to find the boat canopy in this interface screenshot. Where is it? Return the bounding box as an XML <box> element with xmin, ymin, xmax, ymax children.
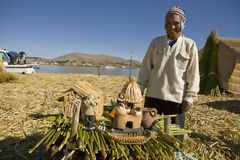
<box><xmin>7</xmin><ymin>51</ymin><xmax>19</xmax><ymax>58</ymax></box>
<box><xmin>7</xmin><ymin>51</ymin><xmax>19</xmax><ymax>64</ymax></box>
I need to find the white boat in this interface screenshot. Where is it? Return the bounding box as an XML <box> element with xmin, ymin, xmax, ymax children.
<box><xmin>5</xmin><ymin>64</ymin><xmax>36</xmax><ymax>74</ymax></box>
<box><xmin>105</xmin><ymin>66</ymin><xmax>116</xmax><ymax>69</ymax></box>
<box><xmin>1</xmin><ymin>49</ymin><xmax>37</xmax><ymax>74</ymax></box>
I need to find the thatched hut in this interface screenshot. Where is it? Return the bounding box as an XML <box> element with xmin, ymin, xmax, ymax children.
<box><xmin>199</xmin><ymin>31</ymin><xmax>240</xmax><ymax>95</ymax></box>
<box><xmin>218</xmin><ymin>38</ymin><xmax>240</xmax><ymax>94</ymax></box>
<box><xmin>58</xmin><ymin>81</ymin><xmax>104</xmax><ymax>119</ymax></box>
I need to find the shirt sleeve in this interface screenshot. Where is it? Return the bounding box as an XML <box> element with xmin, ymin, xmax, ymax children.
<box><xmin>184</xmin><ymin>42</ymin><xmax>200</xmax><ymax>104</ymax></box>
<box><xmin>137</xmin><ymin>40</ymin><xmax>154</xmax><ymax>94</ymax></box>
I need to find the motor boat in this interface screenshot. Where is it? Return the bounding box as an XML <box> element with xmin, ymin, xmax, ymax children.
<box><xmin>1</xmin><ymin>49</ymin><xmax>38</xmax><ymax>74</ymax></box>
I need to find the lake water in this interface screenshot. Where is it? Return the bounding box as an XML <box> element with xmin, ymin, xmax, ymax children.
<box><xmin>36</xmin><ymin>65</ymin><xmax>140</xmax><ymax>77</ymax></box>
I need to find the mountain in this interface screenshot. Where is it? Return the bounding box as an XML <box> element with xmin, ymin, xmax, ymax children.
<box><xmin>26</xmin><ymin>57</ymin><xmax>49</xmax><ymax>64</ymax></box>
<box><xmin>49</xmin><ymin>52</ymin><xmax>141</xmax><ymax>68</ymax></box>
<box><xmin>27</xmin><ymin>50</ymin><xmax>204</xmax><ymax>68</ymax></box>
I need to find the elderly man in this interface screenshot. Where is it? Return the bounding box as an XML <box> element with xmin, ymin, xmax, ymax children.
<box><xmin>137</xmin><ymin>6</ymin><xmax>200</xmax><ymax>143</ymax></box>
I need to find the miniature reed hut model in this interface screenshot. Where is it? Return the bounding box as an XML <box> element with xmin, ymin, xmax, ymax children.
<box><xmin>57</xmin><ymin>81</ymin><xmax>104</xmax><ymax>120</ymax></box>
<box><xmin>113</xmin><ymin>77</ymin><xmax>144</xmax><ymax>130</ymax></box>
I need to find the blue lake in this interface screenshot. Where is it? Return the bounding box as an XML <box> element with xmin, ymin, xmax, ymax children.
<box><xmin>36</xmin><ymin>65</ymin><xmax>140</xmax><ymax>77</ymax></box>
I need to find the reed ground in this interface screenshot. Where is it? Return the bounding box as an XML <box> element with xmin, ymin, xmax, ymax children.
<box><xmin>0</xmin><ymin>73</ymin><xmax>239</xmax><ymax>160</ymax></box>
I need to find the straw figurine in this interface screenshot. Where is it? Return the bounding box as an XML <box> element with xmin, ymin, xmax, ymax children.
<box><xmin>83</xmin><ymin>94</ymin><xmax>98</xmax><ymax>130</ymax></box>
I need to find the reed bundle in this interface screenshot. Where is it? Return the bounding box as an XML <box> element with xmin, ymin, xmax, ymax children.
<box><xmin>0</xmin><ymin>55</ymin><xmax>6</xmax><ymax>73</ymax></box>
<box><xmin>199</xmin><ymin>30</ymin><xmax>221</xmax><ymax>96</ymax></box>
<box><xmin>29</xmin><ymin>116</ymin><xmax>191</xmax><ymax>159</ymax></box>
<box><xmin>0</xmin><ymin>72</ymin><xmax>17</xmax><ymax>83</ymax></box>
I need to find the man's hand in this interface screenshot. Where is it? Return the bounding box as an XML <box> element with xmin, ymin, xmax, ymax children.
<box><xmin>182</xmin><ymin>100</ymin><xmax>192</xmax><ymax>112</ymax></box>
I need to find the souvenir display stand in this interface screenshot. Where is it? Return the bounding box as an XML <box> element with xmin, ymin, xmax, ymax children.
<box><xmin>29</xmin><ymin>79</ymin><xmax>190</xmax><ymax>160</ymax></box>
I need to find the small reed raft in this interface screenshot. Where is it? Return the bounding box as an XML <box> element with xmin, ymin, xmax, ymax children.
<box><xmin>107</xmin><ymin>132</ymin><xmax>152</xmax><ymax>144</ymax></box>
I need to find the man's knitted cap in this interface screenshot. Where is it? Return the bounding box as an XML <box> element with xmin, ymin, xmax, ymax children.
<box><xmin>167</xmin><ymin>6</ymin><xmax>186</xmax><ymax>31</ymax></box>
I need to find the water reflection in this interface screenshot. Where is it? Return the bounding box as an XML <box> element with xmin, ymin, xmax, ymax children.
<box><xmin>36</xmin><ymin>65</ymin><xmax>139</xmax><ymax>77</ymax></box>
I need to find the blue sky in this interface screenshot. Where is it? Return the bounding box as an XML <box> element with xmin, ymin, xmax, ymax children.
<box><xmin>1</xmin><ymin>0</ymin><xmax>239</xmax><ymax>61</ymax></box>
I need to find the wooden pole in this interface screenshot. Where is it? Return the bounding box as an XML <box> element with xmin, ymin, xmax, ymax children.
<box><xmin>97</xmin><ymin>66</ymin><xmax>100</xmax><ymax>78</ymax></box>
<box><xmin>164</xmin><ymin>115</ymin><xmax>171</xmax><ymax>135</ymax></box>
<box><xmin>129</xmin><ymin>50</ymin><xmax>132</xmax><ymax>77</ymax></box>
<box><xmin>70</xmin><ymin>99</ymin><xmax>82</xmax><ymax>139</ymax></box>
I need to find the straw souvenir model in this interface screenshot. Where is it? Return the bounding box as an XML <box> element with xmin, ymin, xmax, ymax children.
<box><xmin>29</xmin><ymin>80</ymin><xmax>190</xmax><ymax>160</ymax></box>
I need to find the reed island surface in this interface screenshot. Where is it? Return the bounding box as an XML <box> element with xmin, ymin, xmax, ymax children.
<box><xmin>0</xmin><ymin>73</ymin><xmax>239</xmax><ymax>160</ymax></box>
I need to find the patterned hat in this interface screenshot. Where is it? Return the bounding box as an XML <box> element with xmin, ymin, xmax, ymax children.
<box><xmin>166</xmin><ymin>6</ymin><xmax>186</xmax><ymax>31</ymax></box>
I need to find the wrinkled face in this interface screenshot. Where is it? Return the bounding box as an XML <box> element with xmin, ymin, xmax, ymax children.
<box><xmin>165</xmin><ymin>13</ymin><xmax>181</xmax><ymax>40</ymax></box>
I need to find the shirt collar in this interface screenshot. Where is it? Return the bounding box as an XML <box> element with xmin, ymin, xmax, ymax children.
<box><xmin>165</xmin><ymin>35</ymin><xmax>183</xmax><ymax>47</ymax></box>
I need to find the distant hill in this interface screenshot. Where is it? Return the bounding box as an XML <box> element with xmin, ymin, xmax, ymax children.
<box><xmin>49</xmin><ymin>52</ymin><xmax>141</xmax><ymax>68</ymax></box>
<box><xmin>28</xmin><ymin>50</ymin><xmax>205</xmax><ymax>67</ymax></box>
<box><xmin>26</xmin><ymin>57</ymin><xmax>49</xmax><ymax>64</ymax></box>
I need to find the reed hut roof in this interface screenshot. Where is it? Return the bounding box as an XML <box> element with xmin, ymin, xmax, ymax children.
<box><xmin>121</xmin><ymin>77</ymin><xmax>143</xmax><ymax>104</ymax></box>
<box><xmin>218</xmin><ymin>37</ymin><xmax>240</xmax><ymax>53</ymax></box>
<box><xmin>57</xmin><ymin>81</ymin><xmax>104</xmax><ymax>101</ymax></box>
<box><xmin>217</xmin><ymin>37</ymin><xmax>240</xmax><ymax>94</ymax></box>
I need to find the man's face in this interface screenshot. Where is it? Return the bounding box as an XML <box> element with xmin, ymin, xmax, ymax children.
<box><xmin>165</xmin><ymin>13</ymin><xmax>181</xmax><ymax>40</ymax></box>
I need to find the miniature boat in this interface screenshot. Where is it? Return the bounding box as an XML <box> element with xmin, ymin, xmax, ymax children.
<box><xmin>107</xmin><ymin>132</ymin><xmax>152</xmax><ymax>144</ymax></box>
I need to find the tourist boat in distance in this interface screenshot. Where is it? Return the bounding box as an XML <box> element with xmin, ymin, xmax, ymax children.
<box><xmin>105</xmin><ymin>66</ymin><xmax>116</xmax><ymax>69</ymax></box>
